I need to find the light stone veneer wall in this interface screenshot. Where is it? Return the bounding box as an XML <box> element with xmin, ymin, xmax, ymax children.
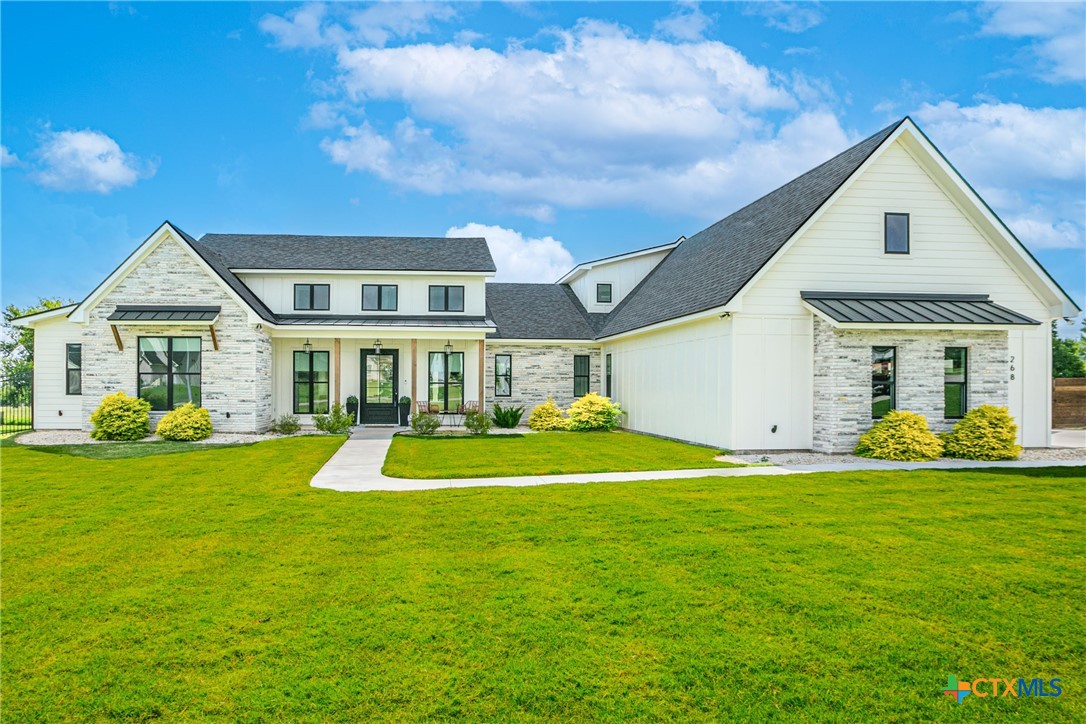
<box><xmin>812</xmin><ymin>318</ymin><xmax>1008</xmax><ymax>452</ymax></box>
<box><xmin>484</xmin><ymin>343</ymin><xmax>601</xmax><ymax>412</ymax></box>
<box><xmin>82</xmin><ymin>236</ymin><xmax>273</xmax><ymax>433</ymax></box>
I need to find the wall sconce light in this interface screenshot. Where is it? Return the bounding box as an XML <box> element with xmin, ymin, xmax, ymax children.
<box><xmin>373</xmin><ymin>339</ymin><xmax>383</xmax><ymax>354</ymax></box>
<box><xmin>444</xmin><ymin>340</ymin><xmax>453</xmax><ymax>355</ymax></box>
<box><xmin>302</xmin><ymin>338</ymin><xmax>312</xmax><ymax>354</ymax></box>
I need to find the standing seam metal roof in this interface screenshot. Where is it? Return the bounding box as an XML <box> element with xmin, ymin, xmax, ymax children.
<box><xmin>800</xmin><ymin>292</ymin><xmax>1039</xmax><ymax>325</ymax></box>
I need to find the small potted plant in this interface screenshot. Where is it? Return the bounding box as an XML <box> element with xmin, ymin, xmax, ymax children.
<box><xmin>345</xmin><ymin>395</ymin><xmax>359</xmax><ymax>423</ymax></box>
<box><xmin>398</xmin><ymin>395</ymin><xmax>411</xmax><ymax>426</ymax></box>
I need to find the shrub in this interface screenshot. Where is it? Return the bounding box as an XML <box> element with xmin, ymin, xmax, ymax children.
<box><xmin>156</xmin><ymin>403</ymin><xmax>213</xmax><ymax>441</ymax></box>
<box><xmin>528</xmin><ymin>398</ymin><xmax>568</xmax><ymax>431</ymax></box>
<box><xmin>410</xmin><ymin>411</ymin><xmax>440</xmax><ymax>435</ymax></box>
<box><xmin>90</xmin><ymin>391</ymin><xmax>151</xmax><ymax>441</ymax></box>
<box><xmin>270</xmin><ymin>414</ymin><xmax>300</xmax><ymax>435</ymax></box>
<box><xmin>465</xmin><ymin>409</ymin><xmax>492</xmax><ymax>435</ymax></box>
<box><xmin>567</xmin><ymin>392</ymin><xmax>623</xmax><ymax>431</ymax></box>
<box><xmin>491</xmin><ymin>402</ymin><xmax>525</xmax><ymax>429</ymax></box>
<box><xmin>855</xmin><ymin>410</ymin><xmax>943</xmax><ymax>461</ymax></box>
<box><xmin>314</xmin><ymin>403</ymin><xmax>353</xmax><ymax>434</ymax></box>
<box><xmin>942</xmin><ymin>405</ymin><xmax>1022</xmax><ymax>460</ymax></box>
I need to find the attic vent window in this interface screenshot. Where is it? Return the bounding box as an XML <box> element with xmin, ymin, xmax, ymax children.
<box><xmin>885</xmin><ymin>213</ymin><xmax>910</xmax><ymax>254</ymax></box>
<box><xmin>597</xmin><ymin>283</ymin><xmax>612</xmax><ymax>303</ymax></box>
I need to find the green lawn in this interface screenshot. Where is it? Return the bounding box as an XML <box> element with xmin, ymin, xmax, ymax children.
<box><xmin>2</xmin><ymin>438</ymin><xmax>1083</xmax><ymax>720</ymax></box>
<box><xmin>382</xmin><ymin>430</ymin><xmax>741</xmax><ymax>478</ymax></box>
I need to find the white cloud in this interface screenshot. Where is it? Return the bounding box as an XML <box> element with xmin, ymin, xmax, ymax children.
<box><xmin>654</xmin><ymin>2</ymin><xmax>713</xmax><ymax>41</ymax></box>
<box><xmin>978</xmin><ymin>2</ymin><xmax>1085</xmax><ymax>82</ymax></box>
<box><xmin>260</xmin><ymin>2</ymin><xmax>457</xmax><ymax>49</ymax></box>
<box><xmin>271</xmin><ymin>14</ymin><xmax>851</xmax><ymax>219</ymax></box>
<box><xmin>30</xmin><ymin>128</ymin><xmax>155</xmax><ymax>193</ymax></box>
<box><xmin>446</xmin><ymin>222</ymin><xmax>574</xmax><ymax>283</ymax></box>
<box><xmin>915</xmin><ymin>101</ymin><xmax>1086</xmax><ymax>250</ymax></box>
<box><xmin>745</xmin><ymin>2</ymin><xmax>825</xmax><ymax>33</ymax></box>
<box><xmin>1</xmin><ymin>145</ymin><xmax>19</xmax><ymax>167</ymax></box>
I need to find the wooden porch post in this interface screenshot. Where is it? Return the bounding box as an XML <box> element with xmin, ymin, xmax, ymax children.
<box><xmin>333</xmin><ymin>338</ymin><xmax>342</xmax><ymax>405</ymax></box>
<box><xmin>477</xmin><ymin>339</ymin><xmax>485</xmax><ymax>408</ymax></box>
<box><xmin>411</xmin><ymin>339</ymin><xmax>418</xmax><ymax>406</ymax></box>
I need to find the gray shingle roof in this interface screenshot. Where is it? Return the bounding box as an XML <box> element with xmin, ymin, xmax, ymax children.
<box><xmin>801</xmin><ymin>292</ymin><xmax>1040</xmax><ymax>325</ymax></box>
<box><xmin>196</xmin><ymin>234</ymin><xmax>497</xmax><ymax>273</ymax></box>
<box><xmin>599</xmin><ymin>119</ymin><xmax>905</xmax><ymax>338</ymax></box>
<box><xmin>486</xmin><ymin>283</ymin><xmax>599</xmax><ymax>339</ymax></box>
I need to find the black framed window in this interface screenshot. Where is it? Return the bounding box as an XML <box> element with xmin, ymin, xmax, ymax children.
<box><xmin>944</xmin><ymin>347</ymin><xmax>968</xmax><ymax>419</ymax></box>
<box><xmin>293</xmin><ymin>350</ymin><xmax>330</xmax><ymax>414</ymax></box>
<box><xmin>429</xmin><ymin>285</ymin><xmax>465</xmax><ymax>312</ymax></box>
<box><xmin>362</xmin><ymin>284</ymin><xmax>398</xmax><ymax>311</ymax></box>
<box><xmin>138</xmin><ymin>337</ymin><xmax>201</xmax><ymax>411</ymax></box>
<box><xmin>294</xmin><ymin>284</ymin><xmax>330</xmax><ymax>311</ymax></box>
<box><xmin>429</xmin><ymin>351</ymin><xmax>464</xmax><ymax>411</ymax></box>
<box><xmin>884</xmin><ymin>213</ymin><xmax>910</xmax><ymax>254</ymax></box>
<box><xmin>597</xmin><ymin>283</ymin><xmax>612</xmax><ymax>303</ymax></box>
<box><xmin>871</xmin><ymin>346</ymin><xmax>896</xmax><ymax>419</ymax></box>
<box><xmin>605</xmin><ymin>353</ymin><xmax>612</xmax><ymax>397</ymax></box>
<box><xmin>574</xmin><ymin>355</ymin><xmax>590</xmax><ymax>398</ymax></box>
<box><xmin>495</xmin><ymin>354</ymin><xmax>512</xmax><ymax>397</ymax></box>
<box><xmin>66</xmin><ymin>343</ymin><xmax>82</xmax><ymax>395</ymax></box>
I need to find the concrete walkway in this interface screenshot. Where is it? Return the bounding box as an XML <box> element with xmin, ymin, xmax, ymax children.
<box><xmin>310</xmin><ymin>434</ymin><xmax>1085</xmax><ymax>493</ymax></box>
<box><xmin>1053</xmin><ymin>428</ymin><xmax>1086</xmax><ymax>448</ymax></box>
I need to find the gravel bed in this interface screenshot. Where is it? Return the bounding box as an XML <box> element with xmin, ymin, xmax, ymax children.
<box><xmin>14</xmin><ymin>429</ymin><xmax>320</xmax><ymax>446</ymax></box>
<box><xmin>728</xmin><ymin>448</ymin><xmax>1085</xmax><ymax>466</ymax></box>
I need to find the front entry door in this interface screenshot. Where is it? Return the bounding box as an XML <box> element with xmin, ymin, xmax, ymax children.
<box><xmin>360</xmin><ymin>349</ymin><xmax>398</xmax><ymax>424</ymax></box>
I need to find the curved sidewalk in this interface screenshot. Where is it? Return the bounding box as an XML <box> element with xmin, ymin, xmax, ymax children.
<box><xmin>309</xmin><ymin>436</ymin><xmax>1085</xmax><ymax>493</ymax></box>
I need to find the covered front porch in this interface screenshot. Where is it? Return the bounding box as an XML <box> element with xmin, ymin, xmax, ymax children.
<box><xmin>267</xmin><ymin>324</ymin><xmax>493</xmax><ymax>426</ymax></box>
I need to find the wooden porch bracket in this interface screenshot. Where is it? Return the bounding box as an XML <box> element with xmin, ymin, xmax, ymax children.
<box><xmin>110</xmin><ymin>325</ymin><xmax>123</xmax><ymax>351</ymax></box>
<box><xmin>208</xmin><ymin>324</ymin><xmax>219</xmax><ymax>351</ymax></box>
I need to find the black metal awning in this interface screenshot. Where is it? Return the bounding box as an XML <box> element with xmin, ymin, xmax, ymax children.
<box><xmin>800</xmin><ymin>292</ymin><xmax>1039</xmax><ymax>326</ymax></box>
<box><xmin>274</xmin><ymin>315</ymin><xmax>497</xmax><ymax>329</ymax></box>
<box><xmin>107</xmin><ymin>305</ymin><xmax>221</xmax><ymax>322</ymax></box>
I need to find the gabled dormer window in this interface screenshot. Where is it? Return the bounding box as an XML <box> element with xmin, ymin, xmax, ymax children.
<box><xmin>294</xmin><ymin>284</ymin><xmax>330</xmax><ymax>311</ymax></box>
<box><xmin>596</xmin><ymin>283</ymin><xmax>612</xmax><ymax>303</ymax></box>
<box><xmin>885</xmin><ymin>213</ymin><xmax>910</xmax><ymax>254</ymax></box>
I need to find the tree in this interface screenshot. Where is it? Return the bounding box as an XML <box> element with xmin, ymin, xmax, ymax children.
<box><xmin>1</xmin><ymin>297</ymin><xmax>71</xmax><ymax>384</ymax></box>
<box><xmin>1052</xmin><ymin>319</ymin><xmax>1086</xmax><ymax>378</ymax></box>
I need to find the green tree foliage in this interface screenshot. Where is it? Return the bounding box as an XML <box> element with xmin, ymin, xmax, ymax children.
<box><xmin>1</xmin><ymin>297</ymin><xmax>72</xmax><ymax>385</ymax></box>
<box><xmin>1052</xmin><ymin>320</ymin><xmax>1086</xmax><ymax>378</ymax></box>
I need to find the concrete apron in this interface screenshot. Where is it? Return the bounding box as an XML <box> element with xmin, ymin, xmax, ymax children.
<box><xmin>310</xmin><ymin>438</ymin><xmax>1085</xmax><ymax>493</ymax></box>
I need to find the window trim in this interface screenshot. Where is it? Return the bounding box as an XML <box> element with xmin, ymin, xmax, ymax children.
<box><xmin>884</xmin><ymin>212</ymin><xmax>910</xmax><ymax>255</ymax></box>
<box><xmin>871</xmin><ymin>346</ymin><xmax>896</xmax><ymax>419</ymax></box>
<box><xmin>596</xmin><ymin>283</ymin><xmax>613</xmax><ymax>304</ymax></box>
<box><xmin>944</xmin><ymin>347</ymin><xmax>968</xmax><ymax>420</ymax></box>
<box><xmin>293</xmin><ymin>349</ymin><xmax>330</xmax><ymax>415</ymax></box>
<box><xmin>428</xmin><ymin>285</ymin><xmax>465</xmax><ymax>312</ymax></box>
<box><xmin>428</xmin><ymin>350</ymin><xmax>465</xmax><ymax>411</ymax></box>
<box><xmin>605</xmin><ymin>353</ymin><xmax>612</xmax><ymax>398</ymax></box>
<box><xmin>494</xmin><ymin>353</ymin><xmax>512</xmax><ymax>397</ymax></box>
<box><xmin>65</xmin><ymin>343</ymin><xmax>82</xmax><ymax>395</ymax></box>
<box><xmin>137</xmin><ymin>336</ymin><xmax>202</xmax><ymax>411</ymax></box>
<box><xmin>574</xmin><ymin>354</ymin><xmax>590</xmax><ymax>398</ymax></box>
<box><xmin>361</xmin><ymin>284</ymin><xmax>398</xmax><ymax>311</ymax></box>
<box><xmin>294</xmin><ymin>283</ymin><xmax>331</xmax><ymax>311</ymax></box>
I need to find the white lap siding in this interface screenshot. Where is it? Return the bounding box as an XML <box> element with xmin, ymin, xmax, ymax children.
<box><xmin>30</xmin><ymin>316</ymin><xmax>84</xmax><ymax>429</ymax></box>
<box><xmin>484</xmin><ymin>343</ymin><xmax>601</xmax><ymax>412</ymax></box>
<box><xmin>81</xmin><ymin>236</ymin><xmax>273</xmax><ymax>433</ymax></box>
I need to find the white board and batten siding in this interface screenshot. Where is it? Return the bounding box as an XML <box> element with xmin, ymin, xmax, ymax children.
<box><xmin>30</xmin><ymin>315</ymin><xmax>83</xmax><ymax>429</ymax></box>
<box><xmin>738</xmin><ymin>138</ymin><xmax>1054</xmax><ymax>446</ymax></box>
<box><xmin>568</xmin><ymin>249</ymin><xmax>672</xmax><ymax>314</ymax></box>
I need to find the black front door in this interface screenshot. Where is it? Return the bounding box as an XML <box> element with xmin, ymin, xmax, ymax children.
<box><xmin>360</xmin><ymin>349</ymin><xmax>398</xmax><ymax>424</ymax></box>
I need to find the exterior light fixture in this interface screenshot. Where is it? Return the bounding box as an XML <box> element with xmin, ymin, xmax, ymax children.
<box><xmin>444</xmin><ymin>340</ymin><xmax>453</xmax><ymax>355</ymax></box>
<box><xmin>302</xmin><ymin>339</ymin><xmax>312</xmax><ymax>354</ymax></box>
<box><xmin>373</xmin><ymin>339</ymin><xmax>383</xmax><ymax>353</ymax></box>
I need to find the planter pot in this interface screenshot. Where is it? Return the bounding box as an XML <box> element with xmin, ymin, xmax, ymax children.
<box><xmin>345</xmin><ymin>402</ymin><xmax>359</xmax><ymax>422</ymax></box>
<box><xmin>398</xmin><ymin>403</ymin><xmax>410</xmax><ymax>426</ymax></box>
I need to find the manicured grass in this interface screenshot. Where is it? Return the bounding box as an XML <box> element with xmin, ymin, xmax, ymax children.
<box><xmin>382</xmin><ymin>430</ymin><xmax>741</xmax><ymax>478</ymax></box>
<box><xmin>2</xmin><ymin>439</ymin><xmax>1083</xmax><ymax>720</ymax></box>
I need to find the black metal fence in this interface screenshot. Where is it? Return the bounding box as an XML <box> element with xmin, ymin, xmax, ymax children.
<box><xmin>0</xmin><ymin>372</ymin><xmax>33</xmax><ymax>434</ymax></box>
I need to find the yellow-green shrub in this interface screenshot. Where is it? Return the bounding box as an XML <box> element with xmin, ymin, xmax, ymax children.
<box><xmin>156</xmin><ymin>403</ymin><xmax>213</xmax><ymax>441</ymax></box>
<box><xmin>90</xmin><ymin>391</ymin><xmax>151</xmax><ymax>441</ymax></box>
<box><xmin>855</xmin><ymin>410</ymin><xmax>943</xmax><ymax>461</ymax></box>
<box><xmin>528</xmin><ymin>398</ymin><xmax>568</xmax><ymax>431</ymax></box>
<box><xmin>941</xmin><ymin>405</ymin><xmax>1021</xmax><ymax>460</ymax></box>
<box><xmin>567</xmin><ymin>392</ymin><xmax>623</xmax><ymax>431</ymax></box>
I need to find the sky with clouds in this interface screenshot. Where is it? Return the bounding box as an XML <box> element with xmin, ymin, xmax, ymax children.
<box><xmin>2</xmin><ymin>1</ymin><xmax>1084</xmax><ymax>330</ymax></box>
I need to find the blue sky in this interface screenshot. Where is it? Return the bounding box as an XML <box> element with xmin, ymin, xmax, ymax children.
<box><xmin>2</xmin><ymin>1</ymin><xmax>1084</xmax><ymax>329</ymax></box>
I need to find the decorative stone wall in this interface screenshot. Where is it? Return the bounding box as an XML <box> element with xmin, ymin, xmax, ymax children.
<box><xmin>81</xmin><ymin>236</ymin><xmax>273</xmax><ymax>433</ymax></box>
<box><xmin>484</xmin><ymin>343</ymin><xmax>602</xmax><ymax>412</ymax></box>
<box><xmin>812</xmin><ymin>318</ymin><xmax>1008</xmax><ymax>452</ymax></box>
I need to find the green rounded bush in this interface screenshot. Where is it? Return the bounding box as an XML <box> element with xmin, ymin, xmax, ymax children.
<box><xmin>942</xmin><ymin>405</ymin><xmax>1022</xmax><ymax>460</ymax></box>
<box><xmin>855</xmin><ymin>410</ymin><xmax>943</xmax><ymax>461</ymax></box>
<box><xmin>156</xmin><ymin>403</ymin><xmax>213</xmax><ymax>441</ymax></box>
<box><xmin>567</xmin><ymin>392</ymin><xmax>623</xmax><ymax>431</ymax></box>
<box><xmin>465</xmin><ymin>409</ymin><xmax>491</xmax><ymax>435</ymax></box>
<box><xmin>528</xmin><ymin>398</ymin><xmax>568</xmax><ymax>431</ymax></box>
<box><xmin>90</xmin><ymin>391</ymin><xmax>151</xmax><ymax>441</ymax></box>
<box><xmin>410</xmin><ymin>411</ymin><xmax>440</xmax><ymax>435</ymax></box>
